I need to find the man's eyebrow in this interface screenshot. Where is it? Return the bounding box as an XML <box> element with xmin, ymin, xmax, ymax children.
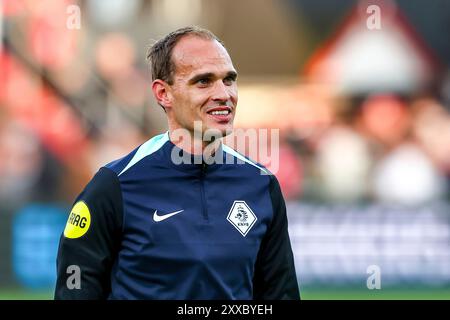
<box><xmin>188</xmin><ymin>71</ymin><xmax>238</xmax><ymax>84</ymax></box>
<box><xmin>226</xmin><ymin>71</ymin><xmax>238</xmax><ymax>80</ymax></box>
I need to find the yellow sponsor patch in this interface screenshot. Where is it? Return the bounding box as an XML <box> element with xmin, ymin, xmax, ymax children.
<box><xmin>64</xmin><ymin>201</ymin><xmax>91</xmax><ymax>239</ymax></box>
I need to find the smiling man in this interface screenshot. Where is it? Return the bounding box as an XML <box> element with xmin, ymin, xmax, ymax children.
<box><xmin>55</xmin><ymin>26</ymin><xmax>300</xmax><ymax>300</ymax></box>
<box><xmin>151</xmin><ymin>28</ymin><xmax>238</xmax><ymax>158</ymax></box>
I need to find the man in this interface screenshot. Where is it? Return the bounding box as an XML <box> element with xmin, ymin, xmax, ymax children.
<box><xmin>55</xmin><ymin>26</ymin><xmax>299</xmax><ymax>300</ymax></box>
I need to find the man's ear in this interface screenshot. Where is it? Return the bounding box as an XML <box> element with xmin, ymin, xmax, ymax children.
<box><xmin>151</xmin><ymin>79</ymin><xmax>172</xmax><ymax>109</ymax></box>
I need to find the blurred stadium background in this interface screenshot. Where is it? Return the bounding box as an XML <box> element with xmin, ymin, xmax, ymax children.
<box><xmin>1</xmin><ymin>0</ymin><xmax>450</xmax><ymax>299</ymax></box>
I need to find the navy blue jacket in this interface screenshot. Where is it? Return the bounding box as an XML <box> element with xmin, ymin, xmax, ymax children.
<box><xmin>55</xmin><ymin>132</ymin><xmax>299</xmax><ymax>299</ymax></box>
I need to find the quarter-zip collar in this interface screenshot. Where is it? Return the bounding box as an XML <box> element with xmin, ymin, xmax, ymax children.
<box><xmin>162</xmin><ymin>133</ymin><xmax>225</xmax><ymax>174</ymax></box>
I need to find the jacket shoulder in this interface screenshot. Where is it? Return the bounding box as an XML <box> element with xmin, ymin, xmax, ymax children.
<box><xmin>222</xmin><ymin>144</ymin><xmax>272</xmax><ymax>176</ymax></box>
<box><xmin>105</xmin><ymin>132</ymin><xmax>169</xmax><ymax>176</ymax></box>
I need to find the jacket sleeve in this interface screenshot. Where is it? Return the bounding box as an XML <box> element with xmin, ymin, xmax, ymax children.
<box><xmin>252</xmin><ymin>174</ymin><xmax>300</xmax><ymax>300</ymax></box>
<box><xmin>54</xmin><ymin>167</ymin><xmax>123</xmax><ymax>299</ymax></box>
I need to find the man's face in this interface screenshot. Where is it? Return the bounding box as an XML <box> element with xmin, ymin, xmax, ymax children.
<box><xmin>166</xmin><ymin>36</ymin><xmax>238</xmax><ymax>138</ymax></box>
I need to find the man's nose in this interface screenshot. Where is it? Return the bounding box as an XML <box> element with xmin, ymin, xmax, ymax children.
<box><xmin>212</xmin><ymin>81</ymin><xmax>231</xmax><ymax>102</ymax></box>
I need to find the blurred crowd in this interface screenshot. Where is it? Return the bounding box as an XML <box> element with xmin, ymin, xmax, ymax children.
<box><xmin>273</xmin><ymin>92</ymin><xmax>450</xmax><ymax>204</ymax></box>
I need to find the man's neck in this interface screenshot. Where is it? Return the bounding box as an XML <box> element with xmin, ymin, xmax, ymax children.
<box><xmin>168</xmin><ymin>130</ymin><xmax>221</xmax><ymax>157</ymax></box>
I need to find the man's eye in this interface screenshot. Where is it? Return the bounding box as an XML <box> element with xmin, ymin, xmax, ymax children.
<box><xmin>197</xmin><ymin>78</ymin><xmax>210</xmax><ymax>85</ymax></box>
<box><xmin>224</xmin><ymin>77</ymin><xmax>236</xmax><ymax>85</ymax></box>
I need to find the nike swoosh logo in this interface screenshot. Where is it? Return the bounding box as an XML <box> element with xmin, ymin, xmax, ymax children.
<box><xmin>153</xmin><ymin>209</ymin><xmax>184</xmax><ymax>222</ymax></box>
